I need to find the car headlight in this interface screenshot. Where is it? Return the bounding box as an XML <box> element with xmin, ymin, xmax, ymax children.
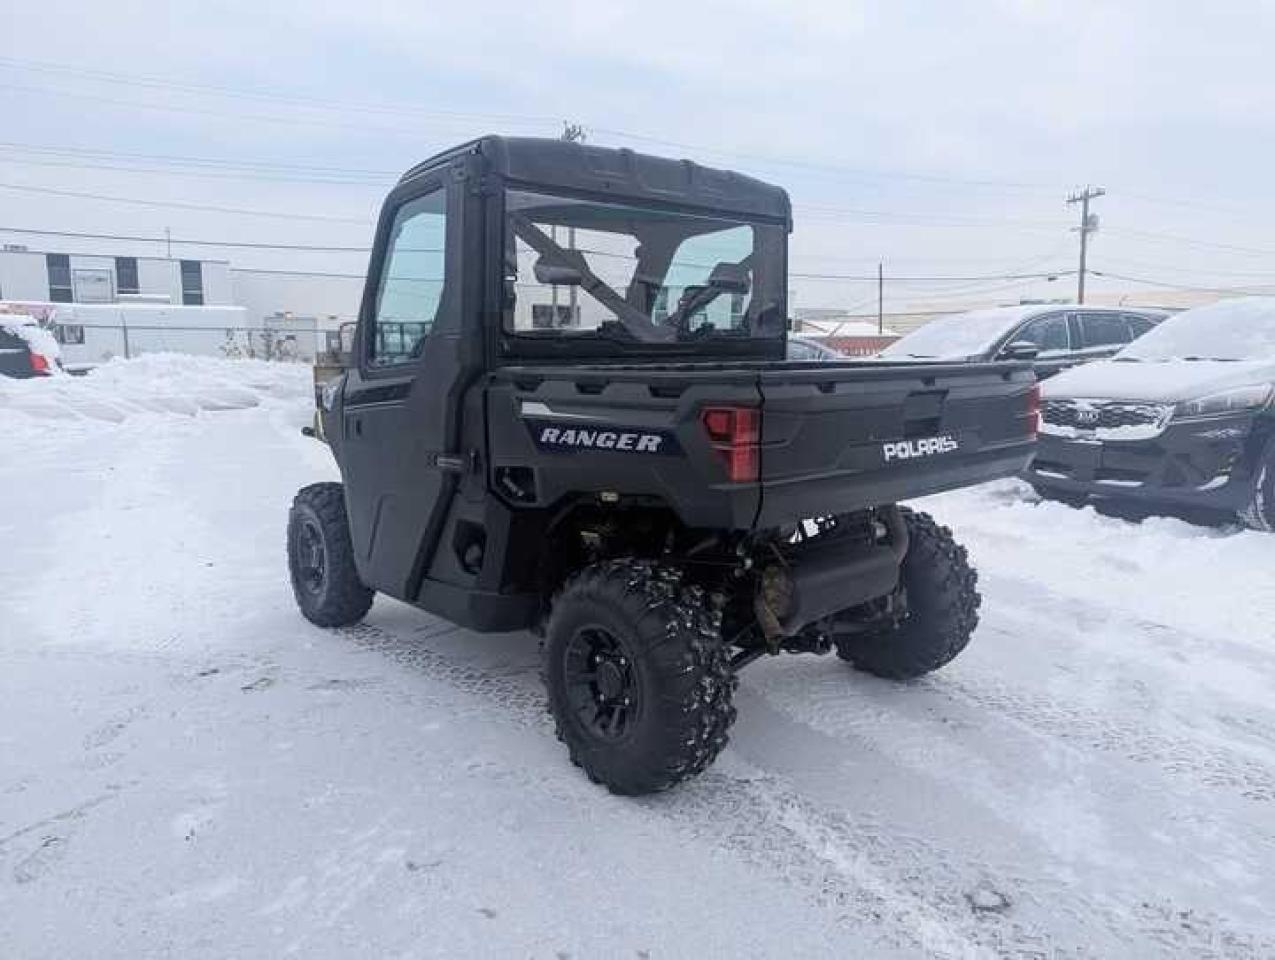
<box><xmin>1174</xmin><ymin>384</ymin><xmax>1273</xmax><ymax>420</ymax></box>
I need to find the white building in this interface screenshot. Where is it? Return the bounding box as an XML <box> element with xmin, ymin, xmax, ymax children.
<box><xmin>0</xmin><ymin>244</ymin><xmax>231</xmax><ymax>308</ymax></box>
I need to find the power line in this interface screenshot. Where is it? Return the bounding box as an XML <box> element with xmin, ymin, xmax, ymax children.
<box><xmin>0</xmin><ymin>182</ymin><xmax>374</xmax><ymax>224</ymax></box>
<box><xmin>0</xmin><ymin>56</ymin><xmax>1063</xmax><ymax>197</ymax></box>
<box><xmin>0</xmin><ymin>224</ymin><xmax>1074</xmax><ymax>282</ymax></box>
<box><xmin>791</xmin><ymin>268</ymin><xmax>1071</xmax><ymax>283</ymax></box>
<box><xmin>0</xmin><ymin>80</ymin><xmax>554</xmax><ymax>142</ymax></box>
<box><xmin>0</xmin><ymin>56</ymin><xmax>565</xmax><ymax>126</ymax></box>
<box><xmin>232</xmin><ymin>267</ymin><xmax>365</xmax><ymax>279</ymax></box>
<box><xmin>1093</xmin><ymin>254</ymin><xmax>1275</xmax><ymax>279</ymax></box>
<box><xmin>0</xmin><ymin>225</ymin><xmax>370</xmax><ymax>252</ymax></box>
<box><xmin>0</xmin><ymin>141</ymin><xmax>1069</xmax><ymax>232</ymax></box>
<box><xmin>0</xmin><ymin>140</ymin><xmax>398</xmax><ymax>177</ymax></box>
<box><xmin>0</xmin><ymin>154</ymin><xmax>391</xmax><ymax>186</ymax></box>
<box><xmin>1089</xmin><ymin>269</ymin><xmax>1275</xmax><ymax>296</ymax></box>
<box><xmin>590</xmin><ymin>126</ymin><xmax>1061</xmax><ymax>193</ymax></box>
<box><xmin>1104</xmin><ymin>227</ymin><xmax>1275</xmax><ymax>258</ymax></box>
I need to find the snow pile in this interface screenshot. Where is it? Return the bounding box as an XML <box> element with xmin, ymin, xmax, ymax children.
<box><xmin>923</xmin><ymin>479</ymin><xmax>1275</xmax><ymax>650</ymax></box>
<box><xmin>0</xmin><ymin>353</ymin><xmax>312</xmax><ymax>429</ymax></box>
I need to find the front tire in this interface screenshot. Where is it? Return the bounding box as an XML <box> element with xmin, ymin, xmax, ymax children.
<box><xmin>544</xmin><ymin>560</ymin><xmax>737</xmax><ymax>795</ymax></box>
<box><xmin>835</xmin><ymin>509</ymin><xmax>979</xmax><ymax>680</ymax></box>
<box><xmin>287</xmin><ymin>482</ymin><xmax>374</xmax><ymax>627</ymax></box>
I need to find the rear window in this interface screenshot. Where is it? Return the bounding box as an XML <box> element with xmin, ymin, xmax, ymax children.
<box><xmin>0</xmin><ymin>328</ymin><xmax>26</xmax><ymax>350</ymax></box>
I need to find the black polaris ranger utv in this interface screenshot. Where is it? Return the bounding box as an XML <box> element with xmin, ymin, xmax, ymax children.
<box><xmin>288</xmin><ymin>136</ymin><xmax>1038</xmax><ymax>795</ymax></box>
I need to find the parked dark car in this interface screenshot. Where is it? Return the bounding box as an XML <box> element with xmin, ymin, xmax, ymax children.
<box><xmin>1028</xmin><ymin>297</ymin><xmax>1275</xmax><ymax>529</ymax></box>
<box><xmin>0</xmin><ymin>315</ymin><xmax>61</xmax><ymax>378</ymax></box>
<box><xmin>878</xmin><ymin>304</ymin><xmax>1167</xmax><ymax>379</ymax></box>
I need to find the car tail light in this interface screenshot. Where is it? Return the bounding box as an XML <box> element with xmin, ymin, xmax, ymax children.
<box><xmin>1026</xmin><ymin>384</ymin><xmax>1041</xmax><ymax>436</ymax></box>
<box><xmin>700</xmin><ymin>406</ymin><xmax>760</xmax><ymax>482</ymax></box>
<box><xmin>29</xmin><ymin>352</ymin><xmax>51</xmax><ymax>375</ymax></box>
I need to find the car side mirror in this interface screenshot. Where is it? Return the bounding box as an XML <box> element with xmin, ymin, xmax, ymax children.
<box><xmin>707</xmin><ymin>261</ymin><xmax>751</xmax><ymax>295</ymax></box>
<box><xmin>1001</xmin><ymin>340</ymin><xmax>1041</xmax><ymax>360</ymax></box>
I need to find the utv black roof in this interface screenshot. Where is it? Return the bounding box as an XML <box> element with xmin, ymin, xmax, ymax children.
<box><xmin>400</xmin><ymin>135</ymin><xmax>792</xmax><ymax>226</ymax></box>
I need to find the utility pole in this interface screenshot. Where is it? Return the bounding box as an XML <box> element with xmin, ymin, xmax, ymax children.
<box><xmin>558</xmin><ymin>123</ymin><xmax>585</xmax><ymax>327</ymax></box>
<box><xmin>1066</xmin><ymin>186</ymin><xmax>1104</xmax><ymax>304</ymax></box>
<box><xmin>877</xmin><ymin>261</ymin><xmax>884</xmax><ymax>334</ymax></box>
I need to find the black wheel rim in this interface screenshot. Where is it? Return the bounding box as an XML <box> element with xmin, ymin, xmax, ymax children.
<box><xmin>294</xmin><ymin>518</ymin><xmax>327</xmax><ymax>595</ymax></box>
<box><xmin>563</xmin><ymin>625</ymin><xmax>640</xmax><ymax>741</ymax></box>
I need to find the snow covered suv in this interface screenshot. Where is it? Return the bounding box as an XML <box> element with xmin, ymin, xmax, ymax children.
<box><xmin>0</xmin><ymin>314</ymin><xmax>61</xmax><ymax>379</ymax></box>
<box><xmin>879</xmin><ymin>304</ymin><xmax>1167</xmax><ymax>379</ymax></box>
<box><xmin>1029</xmin><ymin>297</ymin><xmax>1275</xmax><ymax>529</ymax></box>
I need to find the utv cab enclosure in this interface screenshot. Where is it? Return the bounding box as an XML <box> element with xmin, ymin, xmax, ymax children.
<box><xmin>289</xmin><ymin>136</ymin><xmax>1038</xmax><ymax>794</ymax></box>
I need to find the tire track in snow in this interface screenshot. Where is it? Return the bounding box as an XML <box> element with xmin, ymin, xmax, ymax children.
<box><xmin>335</xmin><ymin>617</ymin><xmax>1275</xmax><ymax>958</ymax></box>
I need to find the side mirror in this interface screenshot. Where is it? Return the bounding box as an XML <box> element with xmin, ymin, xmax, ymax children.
<box><xmin>1001</xmin><ymin>340</ymin><xmax>1041</xmax><ymax>360</ymax></box>
<box><xmin>707</xmin><ymin>261</ymin><xmax>751</xmax><ymax>295</ymax></box>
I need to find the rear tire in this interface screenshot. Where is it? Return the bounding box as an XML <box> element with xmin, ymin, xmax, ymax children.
<box><xmin>834</xmin><ymin>509</ymin><xmax>979</xmax><ymax>680</ymax></box>
<box><xmin>1239</xmin><ymin>438</ymin><xmax>1275</xmax><ymax>532</ymax></box>
<box><xmin>544</xmin><ymin>559</ymin><xmax>737</xmax><ymax>795</ymax></box>
<box><xmin>287</xmin><ymin>482</ymin><xmax>374</xmax><ymax>627</ymax></box>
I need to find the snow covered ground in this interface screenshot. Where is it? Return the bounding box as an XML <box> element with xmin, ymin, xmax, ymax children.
<box><xmin>3</xmin><ymin>356</ymin><xmax>1275</xmax><ymax>958</ymax></box>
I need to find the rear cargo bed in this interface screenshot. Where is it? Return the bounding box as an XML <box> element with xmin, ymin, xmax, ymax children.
<box><xmin>490</xmin><ymin>359</ymin><xmax>1036</xmax><ymax>531</ymax></box>
<box><xmin>755</xmin><ymin>360</ymin><xmax>1037</xmax><ymax>526</ymax></box>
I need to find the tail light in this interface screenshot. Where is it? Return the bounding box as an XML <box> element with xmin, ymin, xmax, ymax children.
<box><xmin>1026</xmin><ymin>384</ymin><xmax>1041</xmax><ymax>436</ymax></box>
<box><xmin>700</xmin><ymin>406</ymin><xmax>760</xmax><ymax>482</ymax></box>
<box><xmin>29</xmin><ymin>352</ymin><xmax>51</xmax><ymax>375</ymax></box>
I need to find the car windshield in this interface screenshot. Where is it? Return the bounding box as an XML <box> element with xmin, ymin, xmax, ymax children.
<box><xmin>877</xmin><ymin>307</ymin><xmax>1030</xmax><ymax>359</ymax></box>
<box><xmin>503</xmin><ymin>190</ymin><xmax>786</xmax><ymax>344</ymax></box>
<box><xmin>1119</xmin><ymin>297</ymin><xmax>1275</xmax><ymax>361</ymax></box>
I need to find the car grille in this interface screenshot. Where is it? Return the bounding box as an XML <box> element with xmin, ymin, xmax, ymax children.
<box><xmin>1042</xmin><ymin>399</ymin><xmax>1170</xmax><ymax>431</ymax></box>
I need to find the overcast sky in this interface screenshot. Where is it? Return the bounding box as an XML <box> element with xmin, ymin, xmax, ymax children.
<box><xmin>4</xmin><ymin>0</ymin><xmax>1275</xmax><ymax>316</ymax></box>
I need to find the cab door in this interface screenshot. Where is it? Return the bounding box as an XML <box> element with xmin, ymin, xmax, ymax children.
<box><xmin>336</xmin><ymin>176</ymin><xmax>466</xmax><ymax>600</ymax></box>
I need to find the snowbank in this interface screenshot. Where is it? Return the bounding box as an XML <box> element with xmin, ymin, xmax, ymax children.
<box><xmin>0</xmin><ymin>353</ymin><xmax>312</xmax><ymax>428</ymax></box>
<box><xmin>922</xmin><ymin>479</ymin><xmax>1275</xmax><ymax>653</ymax></box>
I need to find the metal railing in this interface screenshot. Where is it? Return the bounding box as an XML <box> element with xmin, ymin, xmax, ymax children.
<box><xmin>53</xmin><ymin>322</ymin><xmax>339</xmax><ymax>364</ymax></box>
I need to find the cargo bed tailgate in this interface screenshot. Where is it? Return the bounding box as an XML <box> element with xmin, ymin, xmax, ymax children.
<box><xmin>756</xmin><ymin>360</ymin><xmax>1036</xmax><ymax>528</ymax></box>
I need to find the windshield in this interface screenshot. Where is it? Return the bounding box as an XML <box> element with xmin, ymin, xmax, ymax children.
<box><xmin>1119</xmin><ymin>297</ymin><xmax>1275</xmax><ymax>361</ymax></box>
<box><xmin>503</xmin><ymin>190</ymin><xmax>785</xmax><ymax>345</ymax></box>
<box><xmin>877</xmin><ymin>307</ymin><xmax>1029</xmax><ymax>359</ymax></box>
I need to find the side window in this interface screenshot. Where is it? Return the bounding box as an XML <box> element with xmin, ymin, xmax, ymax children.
<box><xmin>1078</xmin><ymin>312</ymin><xmax>1131</xmax><ymax>349</ymax></box>
<box><xmin>1014</xmin><ymin>314</ymin><xmax>1070</xmax><ymax>355</ymax></box>
<box><xmin>370</xmin><ymin>188</ymin><xmax>447</xmax><ymax>367</ymax></box>
<box><xmin>1125</xmin><ymin>314</ymin><xmax>1156</xmax><ymax>339</ymax></box>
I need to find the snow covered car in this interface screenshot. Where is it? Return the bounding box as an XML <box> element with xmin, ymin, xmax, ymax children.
<box><xmin>786</xmin><ymin>335</ymin><xmax>844</xmax><ymax>361</ymax></box>
<box><xmin>0</xmin><ymin>314</ymin><xmax>61</xmax><ymax>378</ymax></box>
<box><xmin>1028</xmin><ymin>297</ymin><xmax>1275</xmax><ymax>529</ymax></box>
<box><xmin>878</xmin><ymin>304</ymin><xmax>1166</xmax><ymax>379</ymax></box>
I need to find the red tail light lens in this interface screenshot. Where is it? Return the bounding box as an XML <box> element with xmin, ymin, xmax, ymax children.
<box><xmin>29</xmin><ymin>352</ymin><xmax>51</xmax><ymax>375</ymax></box>
<box><xmin>700</xmin><ymin>406</ymin><xmax>760</xmax><ymax>482</ymax></box>
<box><xmin>1026</xmin><ymin>383</ymin><xmax>1041</xmax><ymax>436</ymax></box>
